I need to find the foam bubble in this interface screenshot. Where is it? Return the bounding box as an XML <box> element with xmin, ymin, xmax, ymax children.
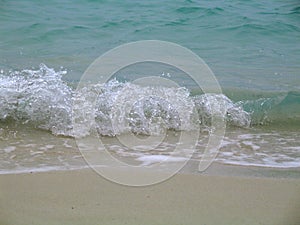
<box><xmin>3</xmin><ymin>146</ymin><xmax>16</xmax><ymax>153</ymax></box>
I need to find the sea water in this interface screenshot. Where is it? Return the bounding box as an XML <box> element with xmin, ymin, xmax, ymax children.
<box><xmin>0</xmin><ymin>0</ymin><xmax>299</xmax><ymax>174</ymax></box>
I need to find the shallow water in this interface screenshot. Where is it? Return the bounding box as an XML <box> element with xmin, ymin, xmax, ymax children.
<box><xmin>1</xmin><ymin>120</ymin><xmax>299</xmax><ymax>174</ymax></box>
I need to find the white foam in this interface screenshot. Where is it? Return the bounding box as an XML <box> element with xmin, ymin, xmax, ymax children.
<box><xmin>137</xmin><ymin>155</ymin><xmax>187</xmax><ymax>166</ymax></box>
<box><xmin>218</xmin><ymin>160</ymin><xmax>300</xmax><ymax>168</ymax></box>
<box><xmin>4</xmin><ymin>146</ymin><xmax>16</xmax><ymax>153</ymax></box>
<box><xmin>282</xmin><ymin>146</ymin><xmax>300</xmax><ymax>151</ymax></box>
<box><xmin>238</xmin><ymin>134</ymin><xmax>254</xmax><ymax>140</ymax></box>
<box><xmin>242</xmin><ymin>141</ymin><xmax>260</xmax><ymax>151</ymax></box>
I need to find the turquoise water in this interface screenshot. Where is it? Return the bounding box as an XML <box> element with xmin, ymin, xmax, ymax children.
<box><xmin>0</xmin><ymin>0</ymin><xmax>300</xmax><ymax>173</ymax></box>
<box><xmin>1</xmin><ymin>0</ymin><xmax>300</xmax><ymax>90</ymax></box>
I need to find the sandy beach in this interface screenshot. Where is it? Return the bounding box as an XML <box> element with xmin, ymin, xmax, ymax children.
<box><xmin>1</xmin><ymin>165</ymin><xmax>300</xmax><ymax>225</ymax></box>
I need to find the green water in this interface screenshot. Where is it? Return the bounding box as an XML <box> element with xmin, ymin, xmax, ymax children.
<box><xmin>1</xmin><ymin>0</ymin><xmax>299</xmax><ymax>91</ymax></box>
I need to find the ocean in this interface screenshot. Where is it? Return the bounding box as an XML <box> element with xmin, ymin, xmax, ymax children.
<box><xmin>0</xmin><ymin>0</ymin><xmax>300</xmax><ymax>175</ymax></box>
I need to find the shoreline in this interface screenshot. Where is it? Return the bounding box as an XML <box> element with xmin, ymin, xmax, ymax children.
<box><xmin>2</xmin><ymin>161</ymin><xmax>300</xmax><ymax>179</ymax></box>
<box><xmin>1</xmin><ymin>164</ymin><xmax>300</xmax><ymax>225</ymax></box>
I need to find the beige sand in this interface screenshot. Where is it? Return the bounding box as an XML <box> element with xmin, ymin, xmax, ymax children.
<box><xmin>1</xmin><ymin>168</ymin><xmax>300</xmax><ymax>225</ymax></box>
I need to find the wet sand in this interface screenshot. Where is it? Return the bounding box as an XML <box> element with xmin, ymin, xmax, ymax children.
<box><xmin>1</xmin><ymin>165</ymin><xmax>300</xmax><ymax>225</ymax></box>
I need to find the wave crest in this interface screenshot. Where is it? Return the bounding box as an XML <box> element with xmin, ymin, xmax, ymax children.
<box><xmin>1</xmin><ymin>65</ymin><xmax>254</xmax><ymax>137</ymax></box>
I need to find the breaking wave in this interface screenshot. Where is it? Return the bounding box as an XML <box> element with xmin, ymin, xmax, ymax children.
<box><xmin>1</xmin><ymin>64</ymin><xmax>298</xmax><ymax>137</ymax></box>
